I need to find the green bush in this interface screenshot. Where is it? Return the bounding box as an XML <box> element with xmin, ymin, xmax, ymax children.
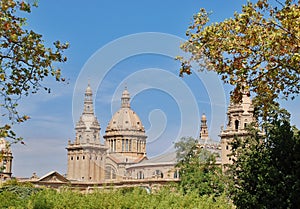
<box><xmin>0</xmin><ymin>184</ymin><xmax>235</xmax><ymax>209</ymax></box>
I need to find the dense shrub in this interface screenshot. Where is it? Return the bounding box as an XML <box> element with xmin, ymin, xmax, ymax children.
<box><xmin>0</xmin><ymin>185</ymin><xmax>234</xmax><ymax>209</ymax></box>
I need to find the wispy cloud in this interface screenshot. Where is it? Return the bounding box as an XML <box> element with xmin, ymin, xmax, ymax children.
<box><xmin>12</xmin><ymin>137</ymin><xmax>67</xmax><ymax>177</ymax></box>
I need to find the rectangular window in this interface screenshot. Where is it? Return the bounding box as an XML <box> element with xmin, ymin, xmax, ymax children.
<box><xmin>113</xmin><ymin>139</ymin><xmax>116</xmax><ymax>152</ymax></box>
<box><xmin>129</xmin><ymin>139</ymin><xmax>132</xmax><ymax>151</ymax></box>
<box><xmin>126</xmin><ymin>139</ymin><xmax>129</xmax><ymax>151</ymax></box>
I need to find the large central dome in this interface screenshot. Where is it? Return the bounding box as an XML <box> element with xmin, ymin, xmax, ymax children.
<box><xmin>106</xmin><ymin>88</ymin><xmax>145</xmax><ymax>132</ymax></box>
<box><xmin>104</xmin><ymin>87</ymin><xmax>147</xmax><ymax>160</ymax></box>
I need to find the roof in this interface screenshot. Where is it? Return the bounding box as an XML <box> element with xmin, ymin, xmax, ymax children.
<box><xmin>105</xmin><ymin>88</ymin><xmax>145</xmax><ymax>135</ymax></box>
<box><xmin>127</xmin><ymin>151</ymin><xmax>177</xmax><ymax>168</ymax></box>
<box><xmin>107</xmin><ymin>153</ymin><xmax>146</xmax><ymax>164</ymax></box>
<box><xmin>37</xmin><ymin>171</ymin><xmax>69</xmax><ymax>183</ymax></box>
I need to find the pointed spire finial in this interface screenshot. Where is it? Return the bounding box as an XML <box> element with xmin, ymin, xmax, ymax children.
<box><xmin>85</xmin><ymin>81</ymin><xmax>92</xmax><ymax>95</ymax></box>
<box><xmin>87</xmin><ymin>79</ymin><xmax>91</xmax><ymax>89</ymax></box>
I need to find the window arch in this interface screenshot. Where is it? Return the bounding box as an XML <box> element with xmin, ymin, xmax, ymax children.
<box><xmin>105</xmin><ymin>166</ymin><xmax>117</xmax><ymax>180</ymax></box>
<box><xmin>153</xmin><ymin>170</ymin><xmax>163</xmax><ymax>178</ymax></box>
<box><xmin>174</xmin><ymin>170</ymin><xmax>179</xmax><ymax>179</ymax></box>
<box><xmin>137</xmin><ymin>171</ymin><xmax>144</xmax><ymax>179</ymax></box>
<box><xmin>235</xmin><ymin>120</ymin><xmax>239</xmax><ymax>130</ymax></box>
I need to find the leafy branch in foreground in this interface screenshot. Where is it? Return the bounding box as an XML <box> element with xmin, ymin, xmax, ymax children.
<box><xmin>178</xmin><ymin>0</ymin><xmax>300</xmax><ymax>119</ymax></box>
<box><xmin>0</xmin><ymin>0</ymin><xmax>69</xmax><ymax>142</ymax></box>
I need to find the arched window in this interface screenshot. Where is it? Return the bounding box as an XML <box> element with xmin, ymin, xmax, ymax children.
<box><xmin>174</xmin><ymin>170</ymin><xmax>179</xmax><ymax>179</ymax></box>
<box><xmin>137</xmin><ymin>171</ymin><xmax>144</xmax><ymax>179</ymax></box>
<box><xmin>235</xmin><ymin>120</ymin><xmax>239</xmax><ymax>130</ymax></box>
<box><xmin>153</xmin><ymin>170</ymin><xmax>163</xmax><ymax>178</ymax></box>
<box><xmin>105</xmin><ymin>166</ymin><xmax>117</xmax><ymax>180</ymax></box>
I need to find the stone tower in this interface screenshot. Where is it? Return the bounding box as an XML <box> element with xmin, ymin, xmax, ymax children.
<box><xmin>220</xmin><ymin>92</ymin><xmax>255</xmax><ymax>167</ymax></box>
<box><xmin>199</xmin><ymin>113</ymin><xmax>209</xmax><ymax>141</ymax></box>
<box><xmin>67</xmin><ymin>83</ymin><xmax>107</xmax><ymax>182</ymax></box>
<box><xmin>104</xmin><ymin>87</ymin><xmax>147</xmax><ymax>160</ymax></box>
<box><xmin>0</xmin><ymin>138</ymin><xmax>13</xmax><ymax>180</ymax></box>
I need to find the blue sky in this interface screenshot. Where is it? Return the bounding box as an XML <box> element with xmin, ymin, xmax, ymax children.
<box><xmin>11</xmin><ymin>0</ymin><xmax>300</xmax><ymax>178</ymax></box>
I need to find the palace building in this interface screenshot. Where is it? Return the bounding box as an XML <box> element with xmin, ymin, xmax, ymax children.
<box><xmin>66</xmin><ymin>84</ymin><xmax>179</xmax><ymax>183</ymax></box>
<box><xmin>11</xmin><ymin>83</ymin><xmax>256</xmax><ymax>189</ymax></box>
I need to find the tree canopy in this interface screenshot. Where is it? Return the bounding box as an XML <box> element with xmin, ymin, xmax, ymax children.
<box><xmin>0</xmin><ymin>0</ymin><xmax>69</xmax><ymax>142</ymax></box>
<box><xmin>175</xmin><ymin>137</ymin><xmax>227</xmax><ymax>196</ymax></box>
<box><xmin>228</xmin><ymin>110</ymin><xmax>300</xmax><ymax>208</ymax></box>
<box><xmin>178</xmin><ymin>0</ymin><xmax>300</xmax><ymax>119</ymax></box>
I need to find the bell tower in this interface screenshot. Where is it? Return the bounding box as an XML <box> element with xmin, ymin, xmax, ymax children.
<box><xmin>220</xmin><ymin>92</ymin><xmax>255</xmax><ymax>167</ymax></box>
<box><xmin>0</xmin><ymin>138</ymin><xmax>13</xmax><ymax>181</ymax></box>
<box><xmin>67</xmin><ymin>83</ymin><xmax>107</xmax><ymax>182</ymax></box>
<box><xmin>199</xmin><ymin>113</ymin><xmax>209</xmax><ymax>141</ymax></box>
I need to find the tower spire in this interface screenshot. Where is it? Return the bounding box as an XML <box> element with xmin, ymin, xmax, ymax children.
<box><xmin>83</xmin><ymin>83</ymin><xmax>94</xmax><ymax>114</ymax></box>
<box><xmin>199</xmin><ymin>113</ymin><xmax>209</xmax><ymax>141</ymax></box>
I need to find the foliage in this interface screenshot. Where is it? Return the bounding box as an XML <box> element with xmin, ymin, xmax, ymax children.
<box><xmin>228</xmin><ymin>111</ymin><xmax>300</xmax><ymax>209</ymax></box>
<box><xmin>175</xmin><ymin>137</ymin><xmax>227</xmax><ymax>197</ymax></box>
<box><xmin>174</xmin><ymin>136</ymin><xmax>198</xmax><ymax>162</ymax></box>
<box><xmin>0</xmin><ymin>185</ymin><xmax>235</xmax><ymax>209</ymax></box>
<box><xmin>0</xmin><ymin>179</ymin><xmax>41</xmax><ymax>208</ymax></box>
<box><xmin>0</xmin><ymin>0</ymin><xmax>69</xmax><ymax>142</ymax></box>
<box><xmin>178</xmin><ymin>0</ymin><xmax>300</xmax><ymax>119</ymax></box>
<box><xmin>0</xmin><ymin>179</ymin><xmax>41</xmax><ymax>199</ymax></box>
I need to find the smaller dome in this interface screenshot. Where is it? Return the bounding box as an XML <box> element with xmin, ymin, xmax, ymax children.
<box><xmin>122</xmin><ymin>88</ymin><xmax>130</xmax><ymax>99</ymax></box>
<box><xmin>85</xmin><ymin>84</ymin><xmax>92</xmax><ymax>95</ymax></box>
<box><xmin>201</xmin><ymin>113</ymin><xmax>207</xmax><ymax>121</ymax></box>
